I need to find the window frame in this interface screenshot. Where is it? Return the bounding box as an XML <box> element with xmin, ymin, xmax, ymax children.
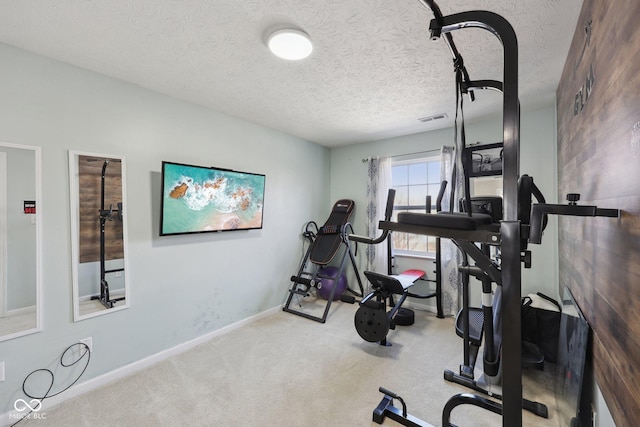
<box><xmin>390</xmin><ymin>155</ymin><xmax>441</xmax><ymax>258</ymax></box>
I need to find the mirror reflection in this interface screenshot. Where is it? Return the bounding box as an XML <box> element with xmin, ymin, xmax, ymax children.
<box><xmin>0</xmin><ymin>142</ymin><xmax>42</xmax><ymax>341</ymax></box>
<box><xmin>69</xmin><ymin>151</ymin><xmax>129</xmax><ymax>320</ymax></box>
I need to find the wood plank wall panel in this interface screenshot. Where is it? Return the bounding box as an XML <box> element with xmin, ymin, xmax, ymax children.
<box><xmin>556</xmin><ymin>0</ymin><xmax>640</xmax><ymax>424</ymax></box>
<box><xmin>78</xmin><ymin>155</ymin><xmax>124</xmax><ymax>263</ymax></box>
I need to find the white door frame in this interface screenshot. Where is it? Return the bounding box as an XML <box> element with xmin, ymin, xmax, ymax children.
<box><xmin>0</xmin><ymin>152</ymin><xmax>7</xmax><ymax>318</ymax></box>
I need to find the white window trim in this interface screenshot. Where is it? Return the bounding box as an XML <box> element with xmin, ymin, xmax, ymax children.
<box><xmin>391</xmin><ymin>155</ymin><xmax>440</xmax><ymax>257</ymax></box>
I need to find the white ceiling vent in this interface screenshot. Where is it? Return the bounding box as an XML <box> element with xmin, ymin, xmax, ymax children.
<box><xmin>418</xmin><ymin>113</ymin><xmax>448</xmax><ymax>123</ymax></box>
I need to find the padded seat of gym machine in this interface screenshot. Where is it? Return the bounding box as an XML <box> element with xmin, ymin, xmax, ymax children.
<box><xmin>455</xmin><ymin>307</ymin><xmax>484</xmax><ymax>346</ymax></box>
<box><xmin>397</xmin><ymin>212</ymin><xmax>494</xmax><ymax>230</ymax></box>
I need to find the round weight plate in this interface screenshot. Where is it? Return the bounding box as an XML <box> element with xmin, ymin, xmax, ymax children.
<box><xmin>394</xmin><ymin>308</ymin><xmax>415</xmax><ymax>326</ymax></box>
<box><xmin>354</xmin><ymin>305</ymin><xmax>390</xmax><ymax>342</ymax></box>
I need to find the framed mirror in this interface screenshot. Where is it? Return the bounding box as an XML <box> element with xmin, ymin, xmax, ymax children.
<box><xmin>69</xmin><ymin>151</ymin><xmax>129</xmax><ymax>321</ymax></box>
<box><xmin>0</xmin><ymin>142</ymin><xmax>42</xmax><ymax>342</ymax></box>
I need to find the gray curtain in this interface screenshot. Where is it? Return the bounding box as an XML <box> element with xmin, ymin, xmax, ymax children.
<box><xmin>365</xmin><ymin>157</ymin><xmax>390</xmax><ymax>274</ymax></box>
<box><xmin>439</xmin><ymin>146</ymin><xmax>464</xmax><ymax>316</ymax></box>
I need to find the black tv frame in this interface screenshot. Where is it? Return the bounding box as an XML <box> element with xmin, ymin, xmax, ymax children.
<box><xmin>160</xmin><ymin>161</ymin><xmax>265</xmax><ymax>236</ymax></box>
<box><xmin>556</xmin><ymin>286</ymin><xmax>591</xmax><ymax>427</ymax></box>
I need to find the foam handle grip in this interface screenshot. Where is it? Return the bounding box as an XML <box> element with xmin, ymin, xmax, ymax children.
<box><xmin>436</xmin><ymin>180</ymin><xmax>447</xmax><ymax>212</ymax></box>
<box><xmin>384</xmin><ymin>189</ymin><xmax>396</xmax><ymax>220</ymax></box>
<box><xmin>529</xmin><ymin>205</ymin><xmax>545</xmax><ymax>244</ymax></box>
<box><xmin>379</xmin><ymin>387</ymin><xmax>399</xmax><ymax>399</ymax></box>
<box><xmin>522</xmin><ymin>400</ymin><xmax>548</xmax><ymax>418</ymax></box>
<box><xmin>290</xmin><ymin>276</ymin><xmax>313</xmax><ymax>286</ymax></box>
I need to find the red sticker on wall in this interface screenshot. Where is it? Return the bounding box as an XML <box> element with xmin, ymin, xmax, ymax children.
<box><xmin>24</xmin><ymin>200</ymin><xmax>36</xmax><ymax>214</ymax></box>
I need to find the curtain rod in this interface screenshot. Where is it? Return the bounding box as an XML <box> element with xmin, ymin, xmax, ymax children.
<box><xmin>361</xmin><ymin>148</ymin><xmax>441</xmax><ymax>163</ymax></box>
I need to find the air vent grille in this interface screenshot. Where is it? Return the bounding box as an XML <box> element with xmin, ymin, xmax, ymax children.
<box><xmin>418</xmin><ymin>113</ymin><xmax>448</xmax><ymax>123</ymax></box>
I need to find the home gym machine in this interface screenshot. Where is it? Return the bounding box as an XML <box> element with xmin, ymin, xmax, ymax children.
<box><xmin>432</xmin><ymin>139</ymin><xmax>547</xmax><ymax>418</ymax></box>
<box><xmin>283</xmin><ymin>199</ymin><xmax>365</xmax><ymax>323</ymax></box>
<box><xmin>366</xmin><ymin>1</ymin><xmax>526</xmax><ymax>425</ymax></box>
<box><xmin>444</xmin><ymin>174</ymin><xmax>549</xmax><ymax>419</ymax></box>
<box><xmin>365</xmin><ymin>2</ymin><xmax>620</xmax><ymax>426</ymax></box>
<box><xmin>91</xmin><ymin>158</ymin><xmax>125</xmax><ymax>309</ymax></box>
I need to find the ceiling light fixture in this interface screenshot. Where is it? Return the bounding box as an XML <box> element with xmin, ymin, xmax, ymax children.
<box><xmin>268</xmin><ymin>29</ymin><xmax>313</xmax><ymax>60</ymax></box>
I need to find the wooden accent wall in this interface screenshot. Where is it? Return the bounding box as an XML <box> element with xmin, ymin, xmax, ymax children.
<box><xmin>78</xmin><ymin>155</ymin><xmax>124</xmax><ymax>263</ymax></box>
<box><xmin>556</xmin><ymin>0</ymin><xmax>640</xmax><ymax>424</ymax></box>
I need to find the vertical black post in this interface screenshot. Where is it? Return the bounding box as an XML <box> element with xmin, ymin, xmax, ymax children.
<box><xmin>434</xmin><ymin>237</ymin><xmax>444</xmax><ymax>318</ymax></box>
<box><xmin>100</xmin><ymin>160</ymin><xmax>108</xmax><ymax>289</ymax></box>
<box><xmin>436</xmin><ymin>11</ymin><xmax>521</xmax><ymax>427</ymax></box>
<box><xmin>387</xmin><ymin>234</ymin><xmax>393</xmax><ymax>276</ymax></box>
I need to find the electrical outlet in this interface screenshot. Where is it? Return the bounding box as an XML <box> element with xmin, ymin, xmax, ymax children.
<box><xmin>0</xmin><ymin>361</ymin><xmax>4</xmax><ymax>382</ymax></box>
<box><xmin>79</xmin><ymin>337</ymin><xmax>93</xmax><ymax>354</ymax></box>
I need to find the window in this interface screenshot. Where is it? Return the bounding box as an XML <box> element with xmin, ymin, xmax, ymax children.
<box><xmin>391</xmin><ymin>156</ymin><xmax>441</xmax><ymax>256</ymax></box>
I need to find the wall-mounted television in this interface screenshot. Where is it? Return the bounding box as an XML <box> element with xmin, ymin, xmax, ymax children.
<box><xmin>160</xmin><ymin>161</ymin><xmax>265</xmax><ymax>236</ymax></box>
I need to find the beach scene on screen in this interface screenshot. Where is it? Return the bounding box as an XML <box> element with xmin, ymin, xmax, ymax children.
<box><xmin>162</xmin><ymin>163</ymin><xmax>264</xmax><ymax>234</ymax></box>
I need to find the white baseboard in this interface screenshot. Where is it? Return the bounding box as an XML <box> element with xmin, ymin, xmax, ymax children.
<box><xmin>406</xmin><ymin>299</ymin><xmax>440</xmax><ymax>315</ymax></box>
<box><xmin>0</xmin><ymin>305</ymin><xmax>281</xmax><ymax>427</ymax></box>
<box><xmin>78</xmin><ymin>288</ymin><xmax>125</xmax><ymax>302</ymax></box>
<box><xmin>6</xmin><ymin>305</ymin><xmax>36</xmax><ymax>316</ymax></box>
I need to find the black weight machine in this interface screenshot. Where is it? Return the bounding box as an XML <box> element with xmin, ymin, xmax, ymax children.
<box><xmin>350</xmin><ymin>185</ymin><xmax>446</xmax><ymax>346</ymax></box>
<box><xmin>436</xmin><ymin>141</ymin><xmax>549</xmax><ymax>418</ymax></box>
<box><xmin>91</xmin><ymin>158</ymin><xmax>125</xmax><ymax>309</ymax></box>
<box><xmin>443</xmin><ymin>174</ymin><xmax>550</xmax><ymax>419</ymax></box>
<box><xmin>355</xmin><ymin>269</ymin><xmax>426</xmax><ymax>346</ymax></box>
<box><xmin>349</xmin><ymin>189</ymin><xmax>444</xmax><ymax>346</ymax></box>
<box><xmin>365</xmin><ymin>2</ymin><xmax>620</xmax><ymax>426</ymax></box>
<box><xmin>365</xmin><ymin>1</ymin><xmax>532</xmax><ymax>425</ymax></box>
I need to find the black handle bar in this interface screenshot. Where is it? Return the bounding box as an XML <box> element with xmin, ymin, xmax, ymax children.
<box><xmin>348</xmin><ymin>189</ymin><xmax>396</xmax><ymax>245</ymax></box>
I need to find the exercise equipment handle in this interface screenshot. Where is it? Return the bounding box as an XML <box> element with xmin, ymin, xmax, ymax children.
<box><xmin>435</xmin><ymin>180</ymin><xmax>447</xmax><ymax>212</ymax></box>
<box><xmin>378</xmin><ymin>387</ymin><xmax>407</xmax><ymax>418</ymax></box>
<box><xmin>379</xmin><ymin>387</ymin><xmax>399</xmax><ymax>399</ymax></box>
<box><xmin>529</xmin><ymin>199</ymin><xmax>619</xmax><ymax>244</ymax></box>
<box><xmin>383</xmin><ymin>188</ymin><xmax>396</xmax><ymax>220</ymax></box>
<box><xmin>349</xmin><ymin>189</ymin><xmax>396</xmax><ymax>245</ymax></box>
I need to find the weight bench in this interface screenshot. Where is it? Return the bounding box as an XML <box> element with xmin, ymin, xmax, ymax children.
<box><xmin>355</xmin><ymin>269</ymin><xmax>426</xmax><ymax>346</ymax></box>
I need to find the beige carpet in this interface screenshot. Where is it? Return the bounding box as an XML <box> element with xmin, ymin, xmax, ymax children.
<box><xmin>17</xmin><ymin>299</ymin><xmax>563</xmax><ymax>426</ymax></box>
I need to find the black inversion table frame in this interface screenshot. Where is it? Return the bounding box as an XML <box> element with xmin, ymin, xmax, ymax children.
<box><xmin>283</xmin><ymin>199</ymin><xmax>365</xmax><ymax>323</ymax></box>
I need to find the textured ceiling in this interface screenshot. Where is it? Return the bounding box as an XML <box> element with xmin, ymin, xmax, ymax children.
<box><xmin>0</xmin><ymin>0</ymin><xmax>583</xmax><ymax>147</ymax></box>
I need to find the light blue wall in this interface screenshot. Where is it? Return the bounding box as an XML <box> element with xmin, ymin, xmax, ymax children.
<box><xmin>329</xmin><ymin>106</ymin><xmax>559</xmax><ymax>302</ymax></box>
<box><xmin>0</xmin><ymin>43</ymin><xmax>330</xmax><ymax>413</ymax></box>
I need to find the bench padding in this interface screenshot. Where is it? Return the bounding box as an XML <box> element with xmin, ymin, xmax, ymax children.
<box><xmin>310</xmin><ymin>199</ymin><xmax>355</xmax><ymax>265</ymax></box>
<box><xmin>397</xmin><ymin>212</ymin><xmax>494</xmax><ymax>230</ymax></box>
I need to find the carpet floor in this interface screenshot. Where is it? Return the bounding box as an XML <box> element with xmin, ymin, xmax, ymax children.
<box><xmin>17</xmin><ymin>298</ymin><xmax>565</xmax><ymax>426</ymax></box>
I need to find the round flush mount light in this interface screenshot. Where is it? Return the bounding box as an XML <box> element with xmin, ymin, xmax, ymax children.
<box><xmin>267</xmin><ymin>29</ymin><xmax>313</xmax><ymax>60</ymax></box>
